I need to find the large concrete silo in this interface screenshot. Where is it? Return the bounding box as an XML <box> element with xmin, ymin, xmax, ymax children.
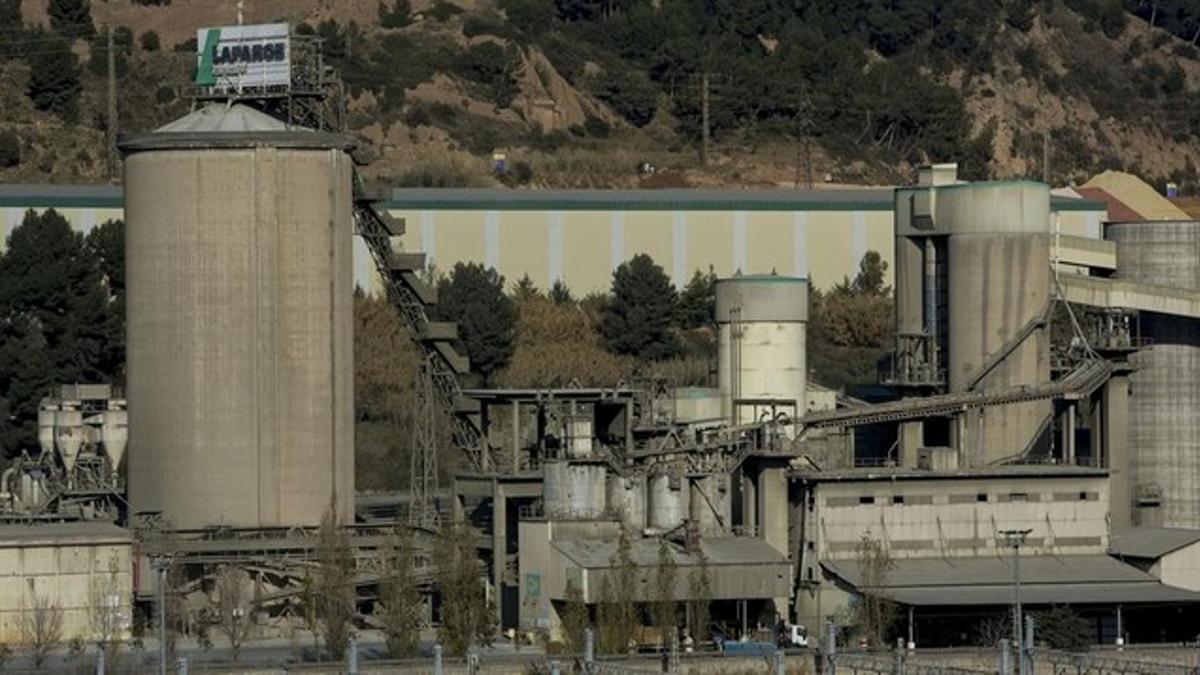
<box><xmin>120</xmin><ymin>104</ymin><xmax>355</xmax><ymax>528</ymax></box>
<box><xmin>893</xmin><ymin>178</ymin><xmax>1052</xmax><ymax>465</ymax></box>
<box><xmin>1109</xmin><ymin>221</ymin><xmax>1200</xmax><ymax>527</ymax></box>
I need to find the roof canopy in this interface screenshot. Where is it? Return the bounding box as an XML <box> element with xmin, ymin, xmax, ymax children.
<box><xmin>824</xmin><ymin>554</ymin><xmax>1200</xmax><ymax>607</ymax></box>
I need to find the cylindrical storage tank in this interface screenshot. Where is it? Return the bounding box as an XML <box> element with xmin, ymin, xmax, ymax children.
<box><xmin>55</xmin><ymin>407</ymin><xmax>83</xmax><ymax>473</ymax></box>
<box><xmin>606</xmin><ymin>473</ymin><xmax>647</xmax><ymax>530</ymax></box>
<box><xmin>689</xmin><ymin>474</ymin><xmax>731</xmax><ymax>535</ymax></box>
<box><xmin>542</xmin><ymin>461</ymin><xmax>606</xmax><ymax>518</ymax></box>
<box><xmin>648</xmin><ymin>473</ymin><xmax>687</xmax><ymax>530</ymax></box>
<box><xmin>121</xmin><ymin>104</ymin><xmax>356</xmax><ymax>528</ymax></box>
<box><xmin>1109</xmin><ymin>221</ymin><xmax>1200</xmax><ymax>527</ymax></box>
<box><xmin>715</xmin><ymin>276</ymin><xmax>807</xmax><ymax>425</ymax></box>
<box><xmin>37</xmin><ymin>400</ymin><xmax>56</xmax><ymax>457</ymax></box>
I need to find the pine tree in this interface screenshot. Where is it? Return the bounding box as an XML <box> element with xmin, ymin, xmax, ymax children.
<box><xmin>549</xmin><ymin>279</ymin><xmax>574</xmax><ymax>306</ymax></box>
<box><xmin>676</xmin><ymin>267</ymin><xmax>717</xmax><ymax>330</ymax></box>
<box><xmin>512</xmin><ymin>273</ymin><xmax>541</xmax><ymax>303</ymax></box>
<box><xmin>434</xmin><ymin>262</ymin><xmax>517</xmax><ymax>381</ymax></box>
<box><xmin>25</xmin><ymin>33</ymin><xmax>82</xmax><ymax>120</ymax></box>
<box><xmin>47</xmin><ymin>0</ymin><xmax>95</xmax><ymax>38</ymax></box>
<box><xmin>85</xmin><ymin>220</ymin><xmax>126</xmax><ymax>383</ymax></box>
<box><xmin>0</xmin><ymin>209</ymin><xmax>112</xmax><ymax>457</ymax></box>
<box><xmin>601</xmin><ymin>254</ymin><xmax>679</xmax><ymax>360</ymax></box>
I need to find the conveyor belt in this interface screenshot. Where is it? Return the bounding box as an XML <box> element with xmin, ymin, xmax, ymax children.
<box><xmin>352</xmin><ymin>184</ymin><xmax>484</xmax><ymax>471</ymax></box>
<box><xmin>800</xmin><ymin>359</ymin><xmax>1112</xmax><ymax>430</ymax></box>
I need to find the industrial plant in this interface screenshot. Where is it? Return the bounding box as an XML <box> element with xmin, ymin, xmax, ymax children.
<box><xmin>6</xmin><ymin>20</ymin><xmax>1200</xmax><ymax>674</ymax></box>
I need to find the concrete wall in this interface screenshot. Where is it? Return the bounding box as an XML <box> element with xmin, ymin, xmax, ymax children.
<box><xmin>0</xmin><ymin>531</ymin><xmax>132</xmax><ymax>645</ymax></box>
<box><xmin>380</xmin><ymin>207</ymin><xmax>893</xmax><ymax>295</ymax></box>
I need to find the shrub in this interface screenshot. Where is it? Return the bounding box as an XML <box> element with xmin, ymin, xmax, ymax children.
<box><xmin>425</xmin><ymin>1</ymin><xmax>464</xmax><ymax>22</ymax></box>
<box><xmin>463</xmin><ymin>13</ymin><xmax>509</xmax><ymax>38</ymax></box>
<box><xmin>139</xmin><ymin>30</ymin><xmax>160</xmax><ymax>51</ymax></box>
<box><xmin>0</xmin><ymin>131</ymin><xmax>20</xmax><ymax>168</ymax></box>
<box><xmin>584</xmin><ymin>116</ymin><xmax>611</xmax><ymax>138</ymax></box>
<box><xmin>379</xmin><ymin>0</ymin><xmax>412</xmax><ymax>29</ymax></box>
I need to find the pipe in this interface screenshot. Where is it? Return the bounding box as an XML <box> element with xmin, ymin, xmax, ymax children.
<box><xmin>923</xmin><ymin>237</ymin><xmax>937</xmax><ymax>338</ymax></box>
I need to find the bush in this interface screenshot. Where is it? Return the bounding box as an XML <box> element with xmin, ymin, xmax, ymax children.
<box><xmin>1098</xmin><ymin>0</ymin><xmax>1127</xmax><ymax>39</ymax></box>
<box><xmin>425</xmin><ymin>1</ymin><xmax>464</xmax><ymax>22</ymax></box>
<box><xmin>584</xmin><ymin>116</ymin><xmax>611</xmax><ymax>138</ymax></box>
<box><xmin>403</xmin><ymin>105</ymin><xmax>431</xmax><ymax>127</ymax></box>
<box><xmin>0</xmin><ymin>131</ymin><xmax>20</xmax><ymax>168</ymax></box>
<box><xmin>500</xmin><ymin>0</ymin><xmax>554</xmax><ymax>36</ymax></box>
<box><xmin>379</xmin><ymin>0</ymin><xmax>412</xmax><ymax>29</ymax></box>
<box><xmin>500</xmin><ymin>160</ymin><xmax>534</xmax><ymax>186</ymax></box>
<box><xmin>173</xmin><ymin>37</ymin><xmax>197</xmax><ymax>53</ymax></box>
<box><xmin>463</xmin><ymin>13</ymin><xmax>509</xmax><ymax>38</ymax></box>
<box><xmin>139</xmin><ymin>30</ymin><xmax>160</xmax><ymax>51</ymax></box>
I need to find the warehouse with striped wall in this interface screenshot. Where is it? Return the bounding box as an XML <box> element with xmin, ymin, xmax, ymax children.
<box><xmin>0</xmin><ymin>185</ymin><xmax>1106</xmax><ymax>294</ymax></box>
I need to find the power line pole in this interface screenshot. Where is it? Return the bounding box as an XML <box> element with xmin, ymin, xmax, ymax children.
<box><xmin>794</xmin><ymin>88</ymin><xmax>814</xmax><ymax>190</ymax></box>
<box><xmin>1041</xmin><ymin>129</ymin><xmax>1050</xmax><ymax>185</ymax></box>
<box><xmin>106</xmin><ymin>24</ymin><xmax>118</xmax><ymax>182</ymax></box>
<box><xmin>700</xmin><ymin>71</ymin><xmax>710</xmax><ymax>167</ymax></box>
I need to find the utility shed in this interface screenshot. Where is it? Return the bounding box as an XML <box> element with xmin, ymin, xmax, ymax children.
<box><xmin>0</xmin><ymin>522</ymin><xmax>133</xmax><ymax>644</ymax></box>
<box><xmin>1110</xmin><ymin>527</ymin><xmax>1200</xmax><ymax>591</ymax></box>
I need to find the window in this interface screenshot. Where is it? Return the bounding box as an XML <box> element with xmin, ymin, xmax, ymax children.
<box><xmin>977</xmin><ymin>493</ymin><xmax>988</xmax><ymax>502</ymax></box>
<box><xmin>893</xmin><ymin>495</ymin><xmax>905</xmax><ymax>505</ymax></box>
<box><xmin>1079</xmin><ymin>491</ymin><xmax>1088</xmax><ymax>501</ymax></box>
<box><xmin>1009</xmin><ymin>492</ymin><xmax>1029</xmax><ymax>502</ymax></box>
<box><xmin>859</xmin><ymin>496</ymin><xmax>875</xmax><ymax>505</ymax></box>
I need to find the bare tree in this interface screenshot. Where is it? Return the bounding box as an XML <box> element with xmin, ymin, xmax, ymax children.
<box><xmin>317</xmin><ymin>503</ymin><xmax>355</xmax><ymax>660</ymax></box>
<box><xmin>89</xmin><ymin>552</ymin><xmax>126</xmax><ymax>665</ymax></box>
<box><xmin>596</xmin><ymin>527</ymin><xmax>637</xmax><ymax>654</ymax></box>
<box><xmin>652</xmin><ymin>538</ymin><xmax>678</xmax><ymax>649</ymax></box>
<box><xmin>213</xmin><ymin>566</ymin><xmax>252</xmax><ymax>662</ymax></box>
<box><xmin>20</xmin><ymin>592</ymin><xmax>63</xmax><ymax>669</ymax></box>
<box><xmin>379</xmin><ymin>527</ymin><xmax>422</xmax><ymax>659</ymax></box>
<box><xmin>559</xmin><ymin>580</ymin><xmax>588</xmax><ymax>652</ymax></box>
<box><xmin>851</xmin><ymin>534</ymin><xmax>896</xmax><ymax>647</ymax></box>
<box><xmin>686</xmin><ymin>551</ymin><xmax>712</xmax><ymax>645</ymax></box>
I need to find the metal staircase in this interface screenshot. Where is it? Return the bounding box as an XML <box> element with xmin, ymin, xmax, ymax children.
<box><xmin>351</xmin><ymin>184</ymin><xmax>485</xmax><ymax>472</ymax></box>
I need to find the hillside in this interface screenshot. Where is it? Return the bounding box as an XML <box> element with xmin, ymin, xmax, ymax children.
<box><xmin>2</xmin><ymin>0</ymin><xmax>1200</xmax><ymax>190</ymax></box>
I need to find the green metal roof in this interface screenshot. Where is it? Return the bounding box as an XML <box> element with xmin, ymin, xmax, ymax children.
<box><xmin>0</xmin><ymin>184</ymin><xmax>1107</xmax><ymax>213</ymax></box>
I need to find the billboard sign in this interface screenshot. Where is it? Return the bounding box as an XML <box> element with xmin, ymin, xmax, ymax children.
<box><xmin>195</xmin><ymin>23</ymin><xmax>290</xmax><ymax>90</ymax></box>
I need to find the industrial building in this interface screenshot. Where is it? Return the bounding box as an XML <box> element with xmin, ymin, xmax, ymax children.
<box><xmin>0</xmin><ymin>183</ymin><xmax>1106</xmax><ymax>295</ymax></box>
<box><xmin>6</xmin><ymin>24</ymin><xmax>1200</xmax><ymax>663</ymax></box>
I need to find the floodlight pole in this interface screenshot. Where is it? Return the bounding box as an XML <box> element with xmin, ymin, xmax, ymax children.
<box><xmin>998</xmin><ymin>529</ymin><xmax>1032</xmax><ymax>675</ymax></box>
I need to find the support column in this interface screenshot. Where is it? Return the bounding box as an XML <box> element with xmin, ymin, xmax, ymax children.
<box><xmin>493</xmin><ymin>483</ymin><xmax>507</xmax><ymax>630</ymax></box>
<box><xmin>1062</xmin><ymin>403</ymin><xmax>1076</xmax><ymax>466</ymax></box>
<box><xmin>757</xmin><ymin>463</ymin><xmax>788</xmax><ymax>618</ymax></box>
<box><xmin>742</xmin><ymin>467</ymin><xmax>758</xmax><ymax>533</ymax></box>
<box><xmin>1104</xmin><ymin>374</ymin><xmax>1131</xmax><ymax>528</ymax></box>
<box><xmin>899</xmin><ymin>421</ymin><xmax>922</xmax><ymax>468</ymax></box>
<box><xmin>510</xmin><ymin>401</ymin><xmax>520</xmax><ymax>473</ymax></box>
